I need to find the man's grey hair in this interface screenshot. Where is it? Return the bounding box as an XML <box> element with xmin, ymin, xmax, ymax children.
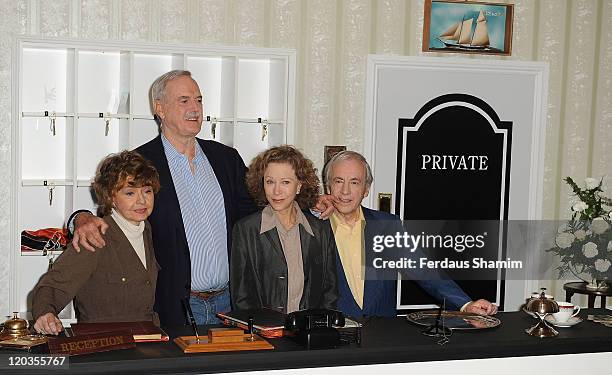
<box><xmin>323</xmin><ymin>150</ymin><xmax>374</xmax><ymax>193</ymax></box>
<box><xmin>149</xmin><ymin>69</ymin><xmax>193</xmax><ymax>113</ymax></box>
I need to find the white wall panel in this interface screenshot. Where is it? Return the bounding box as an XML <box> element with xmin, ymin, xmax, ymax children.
<box><xmin>80</xmin><ymin>0</ymin><xmax>111</xmax><ymax>40</ymax></box>
<box><xmin>592</xmin><ymin>0</ymin><xmax>612</xmax><ymax>190</ymax></box>
<box><xmin>560</xmin><ymin>0</ymin><xmax>599</xmax><ymax>215</ymax></box>
<box><xmin>160</xmin><ymin>0</ymin><xmax>188</xmax><ymax>42</ymax></box>
<box><xmin>39</xmin><ymin>0</ymin><xmax>71</xmax><ymax>37</ymax></box>
<box><xmin>537</xmin><ymin>0</ymin><xmax>569</xmax><ymax>220</ymax></box>
<box><xmin>270</xmin><ymin>0</ymin><xmax>300</xmax><ymax>49</ymax></box>
<box><xmin>406</xmin><ymin>0</ymin><xmax>425</xmax><ymax>56</ymax></box>
<box><xmin>235</xmin><ymin>0</ymin><xmax>265</xmax><ymax>46</ymax></box>
<box><xmin>198</xmin><ymin>0</ymin><xmax>230</xmax><ymax>45</ymax></box>
<box><xmin>0</xmin><ymin>0</ymin><xmax>29</xmax><ymax>317</ymax></box>
<box><xmin>376</xmin><ymin>0</ymin><xmax>405</xmax><ymax>55</ymax></box>
<box><xmin>120</xmin><ymin>0</ymin><xmax>150</xmax><ymax>41</ymax></box>
<box><xmin>511</xmin><ymin>0</ymin><xmax>537</xmax><ymax>61</ymax></box>
<box><xmin>338</xmin><ymin>0</ymin><xmax>370</xmax><ymax>152</ymax></box>
<box><xmin>302</xmin><ymin>0</ymin><xmax>337</xmax><ymax>168</ymax></box>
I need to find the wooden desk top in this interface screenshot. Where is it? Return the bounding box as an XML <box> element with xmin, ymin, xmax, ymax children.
<box><xmin>13</xmin><ymin>309</ymin><xmax>612</xmax><ymax>375</ymax></box>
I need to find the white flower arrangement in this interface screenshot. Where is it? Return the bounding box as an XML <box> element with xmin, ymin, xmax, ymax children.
<box><xmin>574</xmin><ymin>229</ymin><xmax>587</xmax><ymax>240</ymax></box>
<box><xmin>582</xmin><ymin>242</ymin><xmax>598</xmax><ymax>258</ymax></box>
<box><xmin>595</xmin><ymin>259</ymin><xmax>611</xmax><ymax>273</ymax></box>
<box><xmin>590</xmin><ymin>218</ymin><xmax>610</xmax><ymax>235</ymax></box>
<box><xmin>585</xmin><ymin>177</ymin><xmax>599</xmax><ymax>190</ymax></box>
<box><xmin>555</xmin><ymin>232</ymin><xmax>575</xmax><ymax>249</ymax></box>
<box><xmin>548</xmin><ymin>177</ymin><xmax>612</xmax><ymax>287</ymax></box>
<box><xmin>572</xmin><ymin>201</ymin><xmax>588</xmax><ymax>212</ymax></box>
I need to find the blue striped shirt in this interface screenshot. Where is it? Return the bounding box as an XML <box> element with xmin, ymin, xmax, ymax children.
<box><xmin>161</xmin><ymin>134</ymin><xmax>228</xmax><ymax>291</ymax></box>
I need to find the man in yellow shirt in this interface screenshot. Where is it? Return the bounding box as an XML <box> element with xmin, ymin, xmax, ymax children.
<box><xmin>324</xmin><ymin>151</ymin><xmax>497</xmax><ymax>317</ymax></box>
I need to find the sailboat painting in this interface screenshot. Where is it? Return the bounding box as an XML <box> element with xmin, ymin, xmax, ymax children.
<box><xmin>423</xmin><ymin>1</ymin><xmax>514</xmax><ymax>55</ymax></box>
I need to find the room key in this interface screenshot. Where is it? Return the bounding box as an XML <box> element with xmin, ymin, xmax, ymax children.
<box><xmin>261</xmin><ymin>122</ymin><xmax>268</xmax><ymax>141</ymax></box>
<box><xmin>105</xmin><ymin>117</ymin><xmax>110</xmax><ymax>136</ymax></box>
<box><xmin>49</xmin><ymin>112</ymin><xmax>56</xmax><ymax>136</ymax></box>
<box><xmin>48</xmin><ymin>185</ymin><xmax>55</xmax><ymax>206</ymax></box>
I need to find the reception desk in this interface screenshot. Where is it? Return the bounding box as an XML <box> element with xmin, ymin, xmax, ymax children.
<box><xmin>16</xmin><ymin>309</ymin><xmax>612</xmax><ymax>374</ymax></box>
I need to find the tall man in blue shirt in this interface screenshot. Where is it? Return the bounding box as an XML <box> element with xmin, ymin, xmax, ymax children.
<box><xmin>71</xmin><ymin>70</ymin><xmax>256</xmax><ymax>325</ymax></box>
<box><xmin>323</xmin><ymin>151</ymin><xmax>497</xmax><ymax>317</ymax></box>
<box><xmin>71</xmin><ymin>70</ymin><xmax>334</xmax><ymax>326</ymax></box>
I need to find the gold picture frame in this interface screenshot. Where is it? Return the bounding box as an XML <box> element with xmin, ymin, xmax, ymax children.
<box><xmin>422</xmin><ymin>0</ymin><xmax>514</xmax><ymax>56</ymax></box>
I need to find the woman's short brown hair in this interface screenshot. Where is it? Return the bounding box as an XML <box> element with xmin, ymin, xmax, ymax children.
<box><xmin>246</xmin><ymin>145</ymin><xmax>319</xmax><ymax>209</ymax></box>
<box><xmin>93</xmin><ymin>150</ymin><xmax>160</xmax><ymax>216</ymax></box>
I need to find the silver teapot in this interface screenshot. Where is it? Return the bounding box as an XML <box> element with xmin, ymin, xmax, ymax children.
<box><xmin>525</xmin><ymin>289</ymin><xmax>559</xmax><ymax>338</ymax></box>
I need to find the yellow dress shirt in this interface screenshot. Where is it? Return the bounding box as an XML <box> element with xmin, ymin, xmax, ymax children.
<box><xmin>330</xmin><ymin>208</ymin><xmax>365</xmax><ymax>308</ymax></box>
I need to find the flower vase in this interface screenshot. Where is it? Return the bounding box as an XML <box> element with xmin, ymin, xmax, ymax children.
<box><xmin>586</xmin><ymin>278</ymin><xmax>609</xmax><ymax>291</ymax></box>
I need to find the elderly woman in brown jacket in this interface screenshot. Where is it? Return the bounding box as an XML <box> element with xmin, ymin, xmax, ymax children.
<box><xmin>32</xmin><ymin>150</ymin><xmax>161</xmax><ymax>335</ymax></box>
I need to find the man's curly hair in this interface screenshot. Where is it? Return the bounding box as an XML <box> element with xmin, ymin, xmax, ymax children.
<box><xmin>93</xmin><ymin>150</ymin><xmax>160</xmax><ymax>216</ymax></box>
<box><xmin>246</xmin><ymin>145</ymin><xmax>320</xmax><ymax>209</ymax></box>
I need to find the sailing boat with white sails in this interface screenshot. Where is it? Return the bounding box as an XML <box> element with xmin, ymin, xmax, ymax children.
<box><xmin>436</xmin><ymin>10</ymin><xmax>496</xmax><ymax>51</ymax></box>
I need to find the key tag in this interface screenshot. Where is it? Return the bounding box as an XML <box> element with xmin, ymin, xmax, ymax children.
<box><xmin>49</xmin><ymin>111</ymin><xmax>57</xmax><ymax>136</ymax></box>
<box><xmin>259</xmin><ymin>118</ymin><xmax>268</xmax><ymax>141</ymax></box>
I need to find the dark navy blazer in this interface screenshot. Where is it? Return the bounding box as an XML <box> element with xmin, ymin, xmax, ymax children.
<box><xmin>335</xmin><ymin>207</ymin><xmax>471</xmax><ymax>318</ymax></box>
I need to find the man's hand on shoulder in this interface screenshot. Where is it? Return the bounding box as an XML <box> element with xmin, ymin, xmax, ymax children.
<box><xmin>72</xmin><ymin>212</ymin><xmax>108</xmax><ymax>252</ymax></box>
<box><xmin>313</xmin><ymin>194</ymin><xmax>336</xmax><ymax>220</ymax></box>
<box><xmin>463</xmin><ymin>299</ymin><xmax>498</xmax><ymax>316</ymax></box>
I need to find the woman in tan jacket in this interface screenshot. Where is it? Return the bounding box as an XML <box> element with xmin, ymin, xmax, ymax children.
<box><xmin>32</xmin><ymin>150</ymin><xmax>161</xmax><ymax>335</ymax></box>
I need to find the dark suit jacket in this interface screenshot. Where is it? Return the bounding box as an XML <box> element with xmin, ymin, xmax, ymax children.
<box><xmin>136</xmin><ymin>136</ymin><xmax>256</xmax><ymax>325</ymax></box>
<box><xmin>32</xmin><ymin>216</ymin><xmax>159</xmax><ymax>324</ymax></box>
<box><xmin>336</xmin><ymin>207</ymin><xmax>471</xmax><ymax>317</ymax></box>
<box><xmin>230</xmin><ymin>209</ymin><xmax>338</xmax><ymax>313</ymax></box>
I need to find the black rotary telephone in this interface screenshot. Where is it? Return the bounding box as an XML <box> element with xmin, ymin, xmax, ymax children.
<box><xmin>284</xmin><ymin>309</ymin><xmax>345</xmax><ymax>349</ymax></box>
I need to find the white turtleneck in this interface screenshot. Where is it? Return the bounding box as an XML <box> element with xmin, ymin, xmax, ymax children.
<box><xmin>111</xmin><ymin>208</ymin><xmax>147</xmax><ymax>269</ymax></box>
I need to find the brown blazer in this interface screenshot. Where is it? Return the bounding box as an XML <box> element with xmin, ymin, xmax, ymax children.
<box><xmin>32</xmin><ymin>216</ymin><xmax>160</xmax><ymax>324</ymax></box>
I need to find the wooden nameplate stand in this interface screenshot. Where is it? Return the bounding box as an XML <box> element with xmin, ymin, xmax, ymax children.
<box><xmin>174</xmin><ymin>328</ymin><xmax>273</xmax><ymax>353</ymax></box>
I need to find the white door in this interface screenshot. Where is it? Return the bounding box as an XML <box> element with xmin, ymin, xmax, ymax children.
<box><xmin>363</xmin><ymin>56</ymin><xmax>549</xmax><ymax>311</ymax></box>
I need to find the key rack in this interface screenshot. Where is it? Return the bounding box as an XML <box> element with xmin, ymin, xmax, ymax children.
<box><xmin>11</xmin><ymin>37</ymin><xmax>296</xmax><ymax>319</ymax></box>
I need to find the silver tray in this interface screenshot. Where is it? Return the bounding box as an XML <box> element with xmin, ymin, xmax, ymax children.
<box><xmin>406</xmin><ymin>310</ymin><xmax>501</xmax><ymax>330</ymax></box>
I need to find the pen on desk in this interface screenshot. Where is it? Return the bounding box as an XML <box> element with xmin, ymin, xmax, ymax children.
<box><xmin>182</xmin><ymin>298</ymin><xmax>200</xmax><ymax>343</ymax></box>
<box><xmin>247</xmin><ymin>316</ymin><xmax>255</xmax><ymax>341</ymax></box>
